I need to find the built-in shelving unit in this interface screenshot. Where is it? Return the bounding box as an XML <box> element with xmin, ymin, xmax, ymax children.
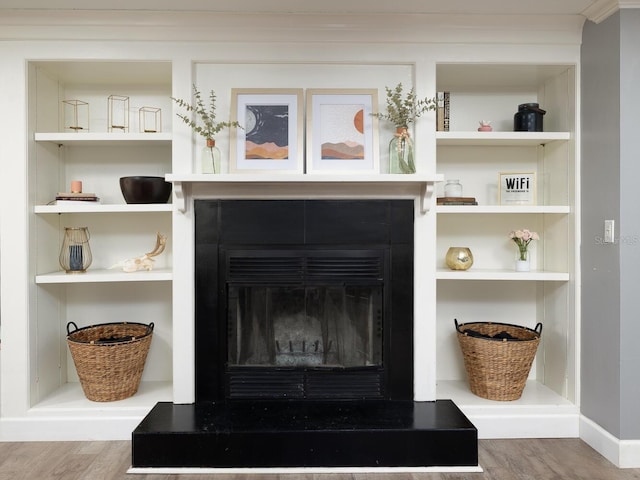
<box><xmin>27</xmin><ymin>60</ymin><xmax>174</xmax><ymax>421</ymax></box>
<box><xmin>1</xmin><ymin>37</ymin><xmax>583</xmax><ymax>443</ymax></box>
<box><xmin>434</xmin><ymin>63</ymin><xmax>578</xmax><ymax>436</ymax></box>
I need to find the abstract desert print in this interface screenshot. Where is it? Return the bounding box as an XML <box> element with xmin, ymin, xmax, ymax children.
<box><xmin>244</xmin><ymin>104</ymin><xmax>289</xmax><ymax>160</ymax></box>
<box><xmin>319</xmin><ymin>103</ymin><xmax>365</xmax><ymax>160</ymax></box>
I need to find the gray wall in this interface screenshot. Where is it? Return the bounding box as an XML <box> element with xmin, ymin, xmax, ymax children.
<box><xmin>618</xmin><ymin>9</ymin><xmax>640</xmax><ymax>440</ymax></box>
<box><xmin>582</xmin><ymin>9</ymin><xmax>640</xmax><ymax>440</ymax></box>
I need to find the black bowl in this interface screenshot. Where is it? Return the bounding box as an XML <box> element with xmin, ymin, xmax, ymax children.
<box><xmin>119</xmin><ymin>176</ymin><xmax>172</xmax><ymax>204</ymax></box>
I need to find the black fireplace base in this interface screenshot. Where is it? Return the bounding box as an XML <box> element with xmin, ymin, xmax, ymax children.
<box><xmin>131</xmin><ymin>399</ymin><xmax>478</xmax><ymax>468</ymax></box>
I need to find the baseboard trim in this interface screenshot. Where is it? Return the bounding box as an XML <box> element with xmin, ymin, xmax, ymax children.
<box><xmin>580</xmin><ymin>415</ymin><xmax>640</xmax><ymax>468</ymax></box>
<box><xmin>127</xmin><ymin>466</ymin><xmax>484</xmax><ymax>474</ymax></box>
<box><xmin>0</xmin><ymin>416</ymin><xmax>139</xmax><ymax>441</ymax></box>
<box><xmin>463</xmin><ymin>411</ymin><xmax>579</xmax><ymax>439</ymax></box>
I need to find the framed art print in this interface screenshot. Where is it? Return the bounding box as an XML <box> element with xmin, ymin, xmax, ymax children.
<box><xmin>230</xmin><ymin>89</ymin><xmax>304</xmax><ymax>173</ymax></box>
<box><xmin>498</xmin><ymin>172</ymin><xmax>536</xmax><ymax>205</ymax></box>
<box><xmin>305</xmin><ymin>89</ymin><xmax>379</xmax><ymax>174</ymax></box>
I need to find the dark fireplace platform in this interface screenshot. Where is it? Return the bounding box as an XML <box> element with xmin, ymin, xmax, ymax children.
<box><xmin>131</xmin><ymin>399</ymin><xmax>478</xmax><ymax>469</ymax></box>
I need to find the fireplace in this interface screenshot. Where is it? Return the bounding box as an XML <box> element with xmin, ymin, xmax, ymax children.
<box><xmin>194</xmin><ymin>199</ymin><xmax>414</xmax><ymax>402</ymax></box>
<box><xmin>133</xmin><ymin>197</ymin><xmax>478</xmax><ymax>470</ymax></box>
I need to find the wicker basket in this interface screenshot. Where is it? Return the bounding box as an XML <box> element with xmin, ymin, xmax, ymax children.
<box><xmin>455</xmin><ymin>319</ymin><xmax>542</xmax><ymax>401</ymax></box>
<box><xmin>66</xmin><ymin>321</ymin><xmax>154</xmax><ymax>402</ymax></box>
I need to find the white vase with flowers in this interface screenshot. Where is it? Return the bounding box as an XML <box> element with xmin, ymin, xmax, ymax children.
<box><xmin>508</xmin><ymin>229</ymin><xmax>539</xmax><ymax>272</ymax></box>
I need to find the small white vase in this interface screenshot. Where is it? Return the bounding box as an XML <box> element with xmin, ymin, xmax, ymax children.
<box><xmin>515</xmin><ymin>251</ymin><xmax>530</xmax><ymax>272</ymax></box>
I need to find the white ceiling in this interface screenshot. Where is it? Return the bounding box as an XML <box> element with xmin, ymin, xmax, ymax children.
<box><xmin>0</xmin><ymin>0</ymin><xmax>618</xmax><ymax>19</ymax></box>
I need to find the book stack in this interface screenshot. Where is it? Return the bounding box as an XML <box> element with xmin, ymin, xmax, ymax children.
<box><xmin>55</xmin><ymin>192</ymin><xmax>100</xmax><ymax>205</ymax></box>
<box><xmin>436</xmin><ymin>91</ymin><xmax>450</xmax><ymax>132</ymax></box>
<box><xmin>437</xmin><ymin>196</ymin><xmax>478</xmax><ymax>206</ymax></box>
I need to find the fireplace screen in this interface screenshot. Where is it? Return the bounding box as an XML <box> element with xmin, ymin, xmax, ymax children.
<box><xmin>228</xmin><ymin>285</ymin><xmax>382</xmax><ymax>368</ymax></box>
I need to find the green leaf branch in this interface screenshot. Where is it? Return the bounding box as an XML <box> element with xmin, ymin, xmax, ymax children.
<box><xmin>372</xmin><ymin>82</ymin><xmax>437</xmax><ymax>128</ymax></box>
<box><xmin>171</xmin><ymin>85</ymin><xmax>241</xmax><ymax>140</ymax></box>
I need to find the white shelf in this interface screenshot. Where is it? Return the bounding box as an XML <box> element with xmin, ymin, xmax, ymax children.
<box><xmin>436</xmin><ymin>380</ymin><xmax>579</xmax><ymax>438</ymax></box>
<box><xmin>436</xmin><ymin>268</ymin><xmax>569</xmax><ymax>281</ymax></box>
<box><xmin>34</xmin><ymin>132</ymin><xmax>172</xmax><ymax>146</ymax></box>
<box><xmin>167</xmin><ymin>172</ymin><xmax>442</xmax><ymax>184</ymax></box>
<box><xmin>437</xmin><ymin>205</ymin><xmax>570</xmax><ymax>214</ymax></box>
<box><xmin>35</xmin><ymin>203</ymin><xmax>172</xmax><ymax>214</ymax></box>
<box><xmin>29</xmin><ymin>381</ymin><xmax>172</xmax><ymax>416</ymax></box>
<box><xmin>35</xmin><ymin>268</ymin><xmax>172</xmax><ymax>284</ymax></box>
<box><xmin>437</xmin><ymin>379</ymin><xmax>576</xmax><ymax>410</ymax></box>
<box><xmin>436</xmin><ymin>131</ymin><xmax>571</xmax><ymax>146</ymax></box>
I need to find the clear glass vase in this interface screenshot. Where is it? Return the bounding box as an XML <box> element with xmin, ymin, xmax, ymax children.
<box><xmin>515</xmin><ymin>249</ymin><xmax>530</xmax><ymax>272</ymax></box>
<box><xmin>389</xmin><ymin>127</ymin><xmax>415</xmax><ymax>174</ymax></box>
<box><xmin>201</xmin><ymin>138</ymin><xmax>221</xmax><ymax>174</ymax></box>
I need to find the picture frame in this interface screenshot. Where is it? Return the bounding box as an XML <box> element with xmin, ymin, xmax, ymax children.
<box><xmin>305</xmin><ymin>89</ymin><xmax>379</xmax><ymax>174</ymax></box>
<box><xmin>230</xmin><ymin>89</ymin><xmax>304</xmax><ymax>173</ymax></box>
<box><xmin>498</xmin><ymin>172</ymin><xmax>536</xmax><ymax>205</ymax></box>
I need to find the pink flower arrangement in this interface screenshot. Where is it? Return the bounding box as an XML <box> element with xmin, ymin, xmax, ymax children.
<box><xmin>508</xmin><ymin>229</ymin><xmax>539</xmax><ymax>261</ymax></box>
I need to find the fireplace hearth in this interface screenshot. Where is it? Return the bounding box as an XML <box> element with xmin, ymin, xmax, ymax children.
<box><xmin>132</xmin><ymin>199</ymin><xmax>478</xmax><ymax>470</ymax></box>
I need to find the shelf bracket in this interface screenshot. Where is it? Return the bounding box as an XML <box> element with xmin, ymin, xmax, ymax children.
<box><xmin>173</xmin><ymin>181</ymin><xmax>185</xmax><ymax>213</ymax></box>
<box><xmin>420</xmin><ymin>181</ymin><xmax>436</xmax><ymax>214</ymax></box>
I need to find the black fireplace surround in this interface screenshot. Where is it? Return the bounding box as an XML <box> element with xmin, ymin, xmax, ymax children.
<box><xmin>131</xmin><ymin>199</ymin><xmax>478</xmax><ymax>469</ymax></box>
<box><xmin>194</xmin><ymin>199</ymin><xmax>414</xmax><ymax>402</ymax></box>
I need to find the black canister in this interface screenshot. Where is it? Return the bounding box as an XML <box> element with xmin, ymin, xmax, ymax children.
<box><xmin>514</xmin><ymin>103</ymin><xmax>546</xmax><ymax>132</ymax></box>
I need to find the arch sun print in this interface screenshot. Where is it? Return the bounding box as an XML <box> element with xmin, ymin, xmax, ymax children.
<box><xmin>320</xmin><ymin>104</ymin><xmax>365</xmax><ymax>160</ymax></box>
<box><xmin>306</xmin><ymin>89</ymin><xmax>379</xmax><ymax>174</ymax></box>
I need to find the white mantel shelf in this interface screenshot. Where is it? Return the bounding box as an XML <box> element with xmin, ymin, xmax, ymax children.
<box><xmin>166</xmin><ymin>173</ymin><xmax>444</xmax><ymax>214</ymax></box>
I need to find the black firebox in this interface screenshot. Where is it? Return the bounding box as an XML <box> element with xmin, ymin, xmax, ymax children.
<box><xmin>194</xmin><ymin>199</ymin><xmax>414</xmax><ymax>402</ymax></box>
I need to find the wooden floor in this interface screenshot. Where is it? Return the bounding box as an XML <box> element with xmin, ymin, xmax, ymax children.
<box><xmin>0</xmin><ymin>438</ymin><xmax>639</xmax><ymax>479</ymax></box>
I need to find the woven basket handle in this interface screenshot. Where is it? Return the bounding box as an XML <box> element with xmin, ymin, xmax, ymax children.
<box><xmin>147</xmin><ymin>322</ymin><xmax>155</xmax><ymax>334</ymax></box>
<box><xmin>66</xmin><ymin>321</ymin><xmax>79</xmax><ymax>335</ymax></box>
<box><xmin>535</xmin><ymin>323</ymin><xmax>543</xmax><ymax>335</ymax></box>
<box><xmin>454</xmin><ymin>318</ymin><xmax>461</xmax><ymax>332</ymax></box>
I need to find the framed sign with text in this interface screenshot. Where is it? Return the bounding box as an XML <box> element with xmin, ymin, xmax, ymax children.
<box><xmin>498</xmin><ymin>172</ymin><xmax>536</xmax><ymax>205</ymax></box>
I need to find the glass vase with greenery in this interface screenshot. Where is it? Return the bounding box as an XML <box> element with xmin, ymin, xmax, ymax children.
<box><xmin>172</xmin><ymin>85</ymin><xmax>241</xmax><ymax>174</ymax></box>
<box><xmin>372</xmin><ymin>83</ymin><xmax>437</xmax><ymax>174</ymax></box>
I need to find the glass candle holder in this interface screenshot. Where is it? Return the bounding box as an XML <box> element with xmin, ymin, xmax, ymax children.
<box><xmin>63</xmin><ymin>100</ymin><xmax>89</xmax><ymax>132</ymax></box>
<box><xmin>444</xmin><ymin>179</ymin><xmax>463</xmax><ymax>197</ymax></box>
<box><xmin>108</xmin><ymin>95</ymin><xmax>130</xmax><ymax>132</ymax></box>
<box><xmin>139</xmin><ymin>106</ymin><xmax>162</xmax><ymax>133</ymax></box>
<box><xmin>59</xmin><ymin>227</ymin><xmax>92</xmax><ymax>273</ymax></box>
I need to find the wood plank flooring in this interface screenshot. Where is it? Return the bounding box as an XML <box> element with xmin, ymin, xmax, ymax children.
<box><xmin>0</xmin><ymin>439</ymin><xmax>639</xmax><ymax>479</ymax></box>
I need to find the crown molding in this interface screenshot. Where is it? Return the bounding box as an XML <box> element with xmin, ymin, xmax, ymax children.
<box><xmin>0</xmin><ymin>11</ymin><xmax>586</xmax><ymax>45</ymax></box>
<box><xmin>582</xmin><ymin>0</ymin><xmax>640</xmax><ymax>23</ymax></box>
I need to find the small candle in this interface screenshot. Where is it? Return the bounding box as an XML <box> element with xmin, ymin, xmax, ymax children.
<box><xmin>69</xmin><ymin>245</ymin><xmax>83</xmax><ymax>271</ymax></box>
<box><xmin>70</xmin><ymin>180</ymin><xmax>82</xmax><ymax>193</ymax></box>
